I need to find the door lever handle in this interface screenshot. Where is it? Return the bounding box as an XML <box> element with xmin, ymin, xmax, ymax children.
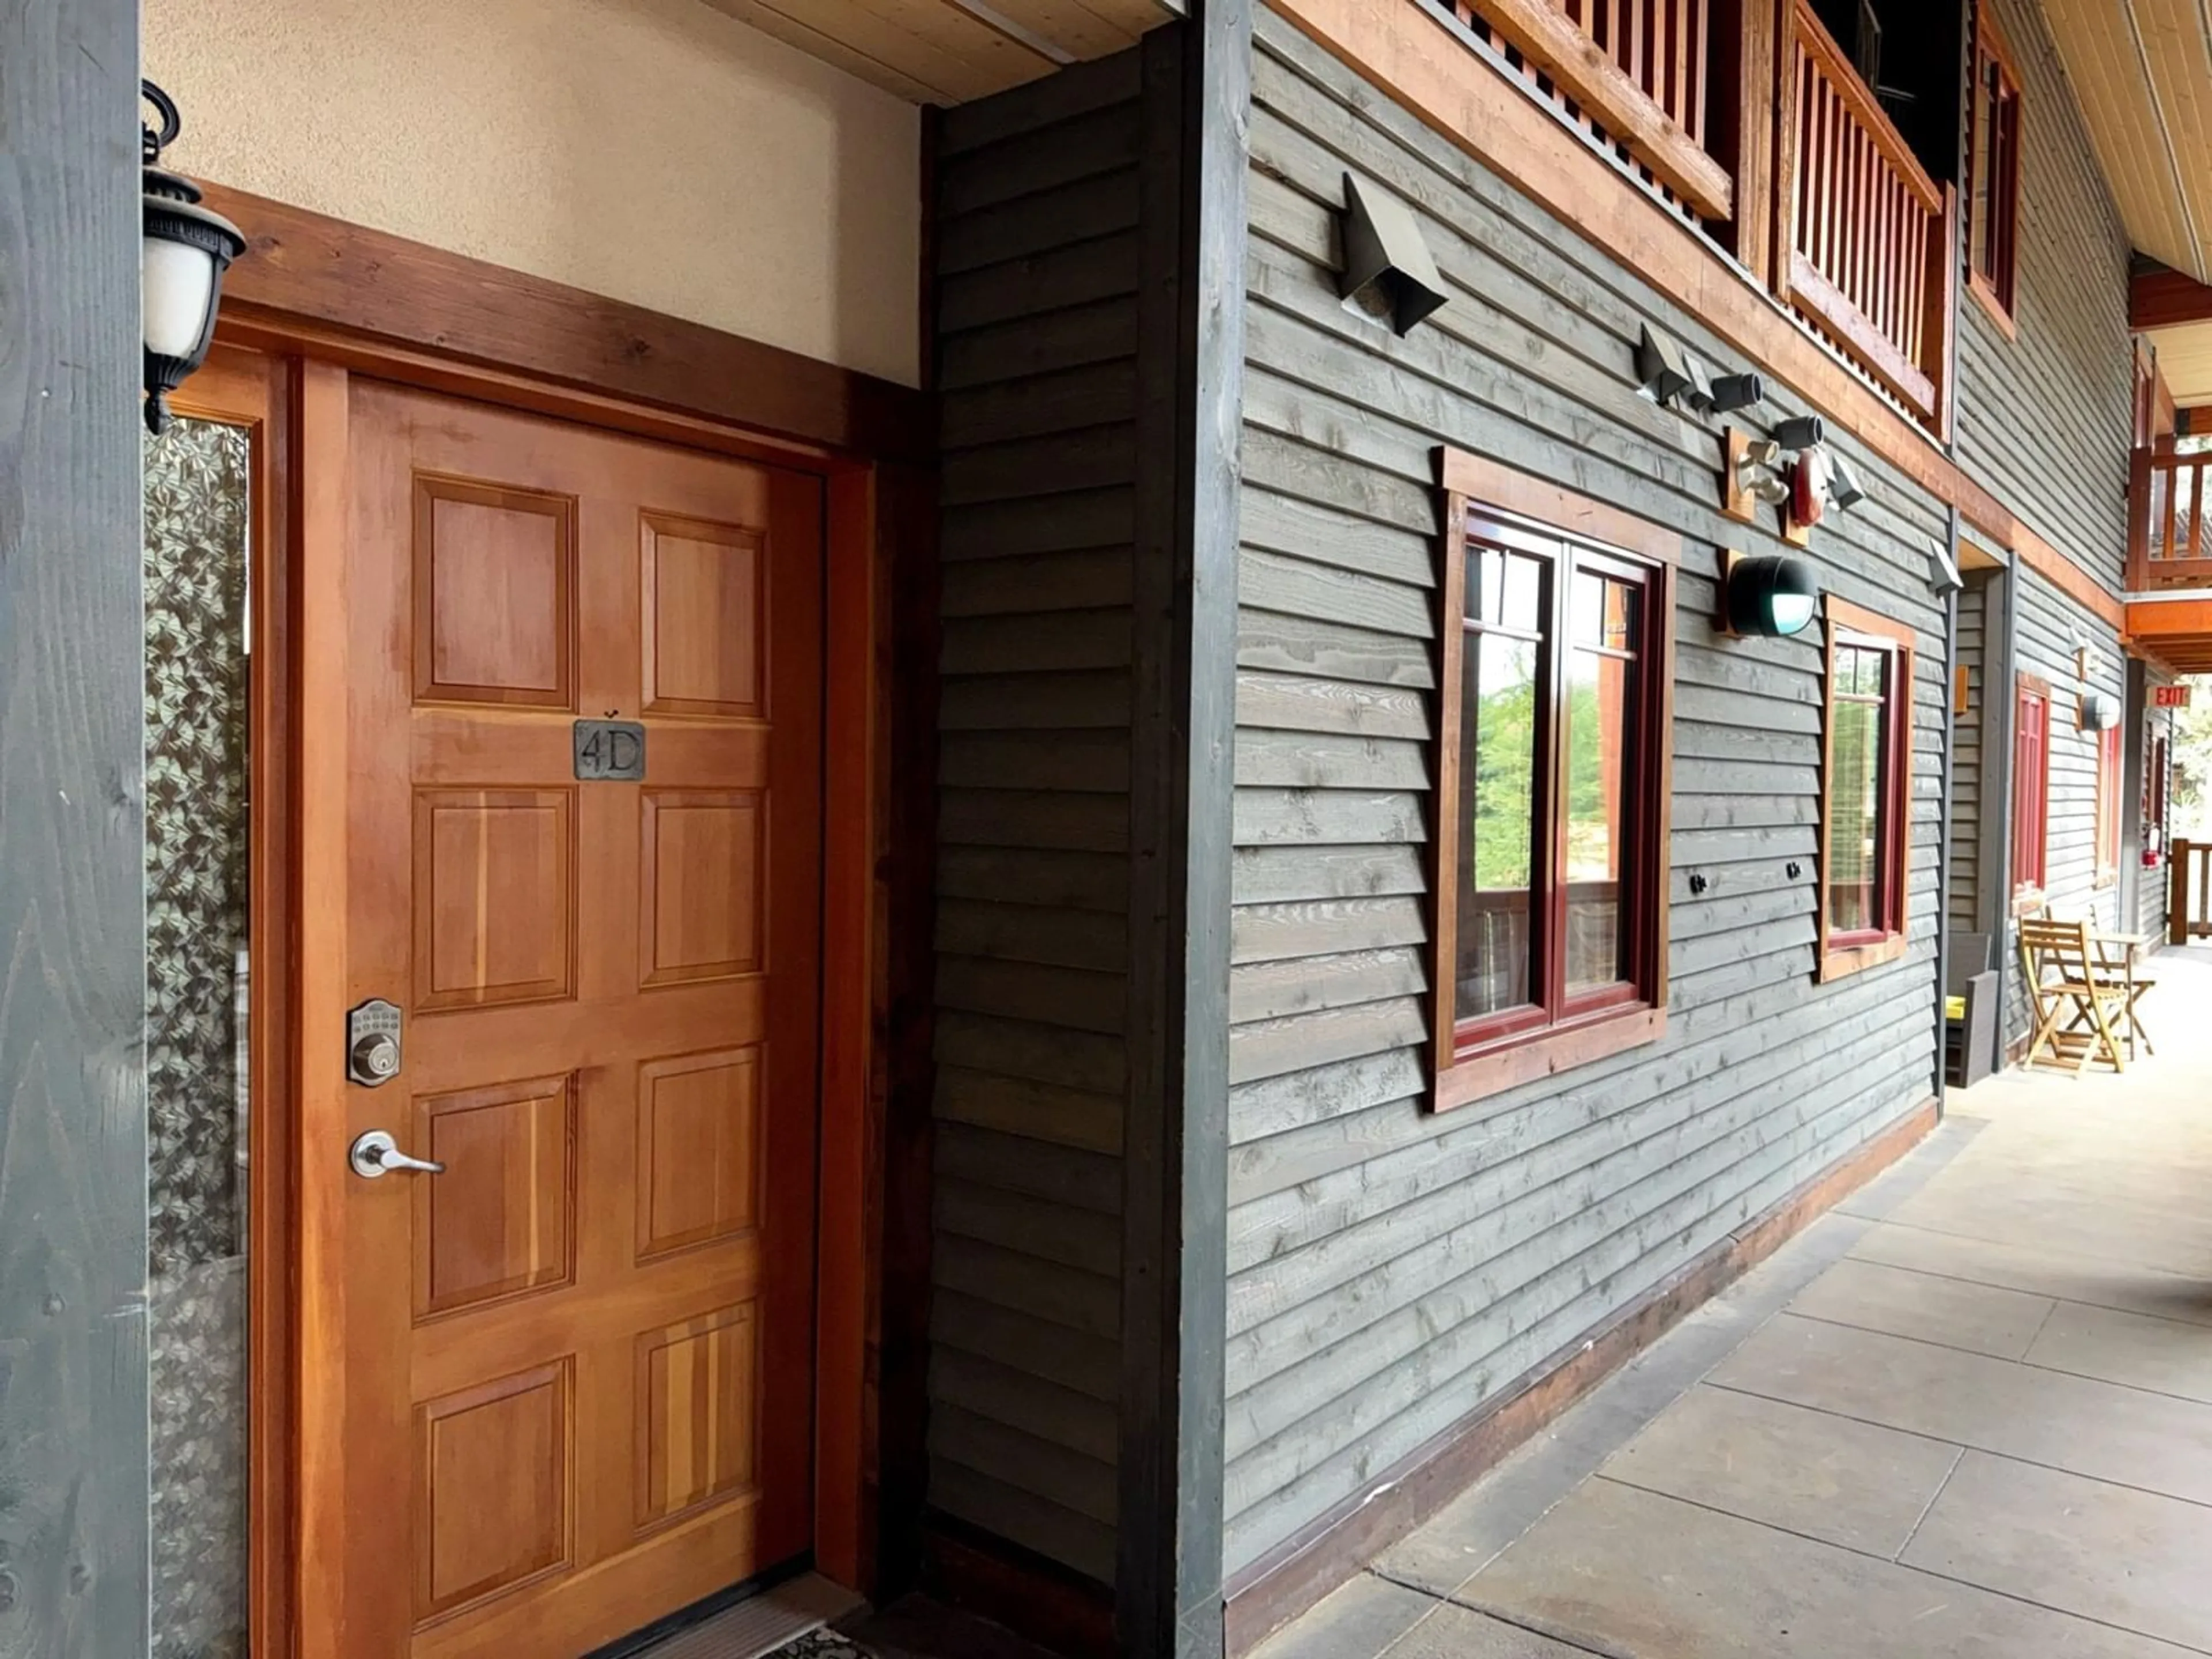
<box><xmin>350</xmin><ymin>1129</ymin><xmax>446</xmax><ymax>1179</ymax></box>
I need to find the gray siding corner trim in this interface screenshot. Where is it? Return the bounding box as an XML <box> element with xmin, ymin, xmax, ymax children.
<box><xmin>0</xmin><ymin>0</ymin><xmax>153</xmax><ymax>1650</ymax></box>
<box><xmin>1223</xmin><ymin>5</ymin><xmax>1951</xmax><ymax>1581</ymax></box>
<box><xmin>1119</xmin><ymin>7</ymin><xmax>1249</xmax><ymax>1658</ymax></box>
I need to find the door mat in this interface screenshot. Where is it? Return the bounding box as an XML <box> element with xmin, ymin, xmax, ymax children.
<box><xmin>766</xmin><ymin>1634</ymin><xmax>873</xmax><ymax>1658</ymax></box>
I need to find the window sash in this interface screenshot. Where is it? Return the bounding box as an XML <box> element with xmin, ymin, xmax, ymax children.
<box><xmin>1968</xmin><ymin>21</ymin><xmax>2022</xmax><ymax>315</ymax></box>
<box><xmin>2095</xmin><ymin>722</ymin><xmax>2122</xmax><ymax>883</ymax></box>
<box><xmin>1820</xmin><ymin>616</ymin><xmax>1912</xmax><ymax>972</ymax></box>
<box><xmin>1452</xmin><ymin>517</ymin><xmax>1657</xmax><ymax>1056</ymax></box>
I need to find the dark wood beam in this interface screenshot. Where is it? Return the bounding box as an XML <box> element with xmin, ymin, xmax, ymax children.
<box><xmin>199</xmin><ymin>183</ymin><xmax>933</xmax><ymax>462</ymax></box>
<box><xmin>2133</xmin><ymin>265</ymin><xmax>2212</xmax><ymax>329</ymax></box>
<box><xmin>0</xmin><ymin>0</ymin><xmax>151</xmax><ymax>1651</ymax></box>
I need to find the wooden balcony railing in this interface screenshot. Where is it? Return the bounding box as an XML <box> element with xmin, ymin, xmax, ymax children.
<box><xmin>2170</xmin><ymin>839</ymin><xmax>2212</xmax><ymax>945</ymax></box>
<box><xmin>1432</xmin><ymin>0</ymin><xmax>1960</xmax><ymax>431</ymax></box>
<box><xmin>1450</xmin><ymin>0</ymin><xmax>1732</xmax><ymax>218</ymax></box>
<box><xmin>1776</xmin><ymin>0</ymin><xmax>1957</xmax><ymax>429</ymax></box>
<box><xmin>2128</xmin><ymin>442</ymin><xmax>2212</xmax><ymax>588</ymax></box>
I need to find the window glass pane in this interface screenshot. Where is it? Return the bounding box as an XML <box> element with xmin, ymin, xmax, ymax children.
<box><xmin>1467</xmin><ymin>546</ymin><xmax>1503</xmax><ymax>624</ymax></box>
<box><xmin>1459</xmin><ymin>625</ymin><xmax>1539</xmax><ymax>1017</ymax></box>
<box><xmin>1501</xmin><ymin>550</ymin><xmax>1543</xmax><ymax>632</ymax></box>
<box><xmin>1564</xmin><ymin>584</ymin><xmax>1638</xmax><ymax>994</ymax></box>
<box><xmin>1969</xmin><ymin>59</ymin><xmax>1995</xmax><ymax>276</ymax></box>
<box><xmin>1828</xmin><ymin>646</ymin><xmax>1887</xmax><ymax>936</ymax></box>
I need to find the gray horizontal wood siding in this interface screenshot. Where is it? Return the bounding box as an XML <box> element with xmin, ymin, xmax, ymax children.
<box><xmin>1953</xmin><ymin>0</ymin><xmax>2133</xmax><ymax>595</ymax></box>
<box><xmin>1224</xmin><ymin>9</ymin><xmax>1954</xmax><ymax>1575</ymax></box>
<box><xmin>2002</xmin><ymin>567</ymin><xmax>2127</xmax><ymax>1044</ymax></box>
<box><xmin>928</xmin><ymin>50</ymin><xmax>1150</xmax><ymax>1587</ymax></box>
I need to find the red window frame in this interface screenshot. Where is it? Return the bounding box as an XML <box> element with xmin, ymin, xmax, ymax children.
<box><xmin>2094</xmin><ymin>721</ymin><xmax>2122</xmax><ymax>887</ymax></box>
<box><xmin>1431</xmin><ymin>453</ymin><xmax>1677</xmax><ymax>1113</ymax></box>
<box><xmin>2150</xmin><ymin>732</ymin><xmax>2170</xmax><ymax>826</ymax></box>
<box><xmin>1818</xmin><ymin>600</ymin><xmax>1915</xmax><ymax>981</ymax></box>
<box><xmin>2012</xmin><ymin>673</ymin><xmax>2051</xmax><ymax>904</ymax></box>
<box><xmin>1967</xmin><ymin>8</ymin><xmax>2023</xmax><ymax>329</ymax></box>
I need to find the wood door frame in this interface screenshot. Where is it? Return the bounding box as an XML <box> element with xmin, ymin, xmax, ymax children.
<box><xmin>199</xmin><ymin>187</ymin><xmax>936</xmax><ymax>1657</ymax></box>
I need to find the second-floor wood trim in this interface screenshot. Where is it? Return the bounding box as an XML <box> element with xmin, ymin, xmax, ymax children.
<box><xmin>1264</xmin><ymin>0</ymin><xmax>2126</xmax><ymax>630</ymax></box>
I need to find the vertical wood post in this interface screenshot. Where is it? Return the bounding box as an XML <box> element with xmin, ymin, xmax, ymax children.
<box><xmin>0</xmin><ymin>0</ymin><xmax>151</xmax><ymax>1650</ymax></box>
<box><xmin>1710</xmin><ymin>0</ymin><xmax>1779</xmax><ymax>285</ymax></box>
<box><xmin>2172</xmin><ymin>839</ymin><xmax>2192</xmax><ymax>946</ymax></box>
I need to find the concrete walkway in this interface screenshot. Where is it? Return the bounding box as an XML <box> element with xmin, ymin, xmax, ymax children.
<box><xmin>1259</xmin><ymin>945</ymin><xmax>2212</xmax><ymax>1659</ymax></box>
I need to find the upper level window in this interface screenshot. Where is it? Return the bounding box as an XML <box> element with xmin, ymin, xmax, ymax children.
<box><xmin>2095</xmin><ymin>721</ymin><xmax>2122</xmax><ymax>887</ymax></box>
<box><xmin>1967</xmin><ymin>9</ymin><xmax>2022</xmax><ymax>327</ymax></box>
<box><xmin>1433</xmin><ymin>452</ymin><xmax>1676</xmax><ymax>1112</ymax></box>
<box><xmin>1820</xmin><ymin>600</ymin><xmax>1915</xmax><ymax>980</ymax></box>
<box><xmin>2013</xmin><ymin>673</ymin><xmax>2051</xmax><ymax>904</ymax></box>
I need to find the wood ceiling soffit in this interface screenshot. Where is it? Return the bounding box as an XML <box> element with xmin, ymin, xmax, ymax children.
<box><xmin>2041</xmin><ymin>0</ymin><xmax>2205</xmax><ymax>279</ymax></box>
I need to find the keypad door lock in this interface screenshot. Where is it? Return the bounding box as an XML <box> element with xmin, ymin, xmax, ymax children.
<box><xmin>347</xmin><ymin>998</ymin><xmax>403</xmax><ymax>1086</ymax></box>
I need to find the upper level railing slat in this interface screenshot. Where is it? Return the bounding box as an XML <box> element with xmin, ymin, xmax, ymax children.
<box><xmin>1778</xmin><ymin>0</ymin><xmax>1950</xmax><ymax>426</ymax></box>
<box><xmin>2131</xmin><ymin>443</ymin><xmax>2212</xmax><ymax>588</ymax></box>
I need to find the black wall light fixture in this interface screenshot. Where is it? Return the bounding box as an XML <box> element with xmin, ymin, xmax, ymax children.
<box><xmin>142</xmin><ymin>79</ymin><xmax>247</xmax><ymax>435</ymax></box>
<box><xmin>1338</xmin><ymin>172</ymin><xmax>1449</xmax><ymax>336</ymax></box>
<box><xmin>1717</xmin><ymin>550</ymin><xmax>1820</xmax><ymax>638</ymax></box>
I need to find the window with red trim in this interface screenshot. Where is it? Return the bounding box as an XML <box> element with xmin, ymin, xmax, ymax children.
<box><xmin>1432</xmin><ymin>484</ymin><xmax>1675</xmax><ymax>1111</ymax></box>
<box><xmin>1819</xmin><ymin>601</ymin><xmax>1915</xmax><ymax>980</ymax></box>
<box><xmin>2012</xmin><ymin>675</ymin><xmax>2050</xmax><ymax>900</ymax></box>
<box><xmin>2150</xmin><ymin>733</ymin><xmax>2170</xmax><ymax>826</ymax></box>
<box><xmin>2094</xmin><ymin>722</ymin><xmax>2123</xmax><ymax>886</ymax></box>
<box><xmin>1967</xmin><ymin>11</ymin><xmax>2022</xmax><ymax>324</ymax></box>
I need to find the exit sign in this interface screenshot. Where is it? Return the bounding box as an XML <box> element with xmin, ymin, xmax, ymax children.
<box><xmin>2156</xmin><ymin>685</ymin><xmax>2193</xmax><ymax>707</ymax></box>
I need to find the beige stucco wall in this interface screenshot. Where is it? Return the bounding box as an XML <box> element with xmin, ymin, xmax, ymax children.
<box><xmin>144</xmin><ymin>0</ymin><xmax>922</xmax><ymax>386</ymax></box>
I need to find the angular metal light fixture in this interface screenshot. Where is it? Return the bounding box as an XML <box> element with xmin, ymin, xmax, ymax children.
<box><xmin>1718</xmin><ymin>550</ymin><xmax>1820</xmax><ymax>638</ymax></box>
<box><xmin>141</xmin><ymin>79</ymin><xmax>247</xmax><ymax>434</ymax></box>
<box><xmin>1929</xmin><ymin>534</ymin><xmax>1964</xmax><ymax>594</ymax></box>
<box><xmin>1637</xmin><ymin>323</ymin><xmax>1696</xmax><ymax>405</ymax></box>
<box><xmin>1338</xmin><ymin>172</ymin><xmax>1449</xmax><ymax>336</ymax></box>
<box><xmin>1824</xmin><ymin>449</ymin><xmax>1867</xmax><ymax>510</ymax></box>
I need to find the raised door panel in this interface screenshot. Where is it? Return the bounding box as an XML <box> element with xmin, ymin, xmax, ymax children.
<box><xmin>414</xmin><ymin>1075</ymin><xmax>577</xmax><ymax>1319</ymax></box>
<box><xmin>412</xmin><ymin>477</ymin><xmax>576</xmax><ymax>708</ymax></box>
<box><xmin>634</xmin><ymin>1304</ymin><xmax>760</xmax><ymax>1533</ymax></box>
<box><xmin>415</xmin><ymin>1361</ymin><xmax>573</xmax><ymax>1623</ymax></box>
<box><xmin>642</xmin><ymin>514</ymin><xmax>764</xmax><ymax>718</ymax></box>
<box><xmin>636</xmin><ymin>1048</ymin><xmax>762</xmax><ymax>1260</ymax></box>
<box><xmin>414</xmin><ymin>788</ymin><xmax>575</xmax><ymax>1010</ymax></box>
<box><xmin>639</xmin><ymin>790</ymin><xmax>763</xmax><ymax>987</ymax></box>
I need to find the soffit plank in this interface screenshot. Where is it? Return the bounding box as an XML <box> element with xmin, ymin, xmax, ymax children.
<box><xmin>2042</xmin><ymin>0</ymin><xmax>2206</xmax><ymax>278</ymax></box>
<box><xmin>2146</xmin><ymin>320</ymin><xmax>2212</xmax><ymax>403</ymax></box>
<box><xmin>2131</xmin><ymin>0</ymin><xmax>2212</xmax><ymax>275</ymax></box>
<box><xmin>707</xmin><ymin>0</ymin><xmax>1059</xmax><ymax>103</ymax></box>
<box><xmin>967</xmin><ymin>0</ymin><xmax>1147</xmax><ymax>58</ymax></box>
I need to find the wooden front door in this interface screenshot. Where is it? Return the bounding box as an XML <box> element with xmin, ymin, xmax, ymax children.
<box><xmin>302</xmin><ymin>376</ymin><xmax>823</xmax><ymax>1658</ymax></box>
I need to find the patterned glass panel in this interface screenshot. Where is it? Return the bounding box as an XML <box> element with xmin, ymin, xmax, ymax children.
<box><xmin>145</xmin><ymin>415</ymin><xmax>251</xmax><ymax>1659</ymax></box>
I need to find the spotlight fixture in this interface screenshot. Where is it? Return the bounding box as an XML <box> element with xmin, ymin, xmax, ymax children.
<box><xmin>1718</xmin><ymin>551</ymin><xmax>1821</xmax><ymax>638</ymax></box>
<box><xmin>2080</xmin><ymin>691</ymin><xmax>2122</xmax><ymax>732</ymax></box>
<box><xmin>1723</xmin><ymin>428</ymin><xmax>1790</xmax><ymax>522</ymax></box>
<box><xmin>140</xmin><ymin>79</ymin><xmax>247</xmax><ymax>435</ymax></box>
<box><xmin>1637</xmin><ymin>324</ymin><xmax>1696</xmax><ymax>406</ymax></box>
<box><xmin>1708</xmin><ymin>373</ymin><xmax>1764</xmax><ymax>413</ymax></box>
<box><xmin>1338</xmin><ymin>172</ymin><xmax>1449</xmax><ymax>337</ymax></box>
<box><xmin>1772</xmin><ymin>414</ymin><xmax>1826</xmax><ymax>450</ymax></box>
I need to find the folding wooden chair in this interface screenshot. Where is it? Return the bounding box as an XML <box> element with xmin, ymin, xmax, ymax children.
<box><xmin>2086</xmin><ymin>932</ymin><xmax>2156</xmax><ymax>1060</ymax></box>
<box><xmin>2018</xmin><ymin>916</ymin><xmax>2131</xmax><ymax>1075</ymax></box>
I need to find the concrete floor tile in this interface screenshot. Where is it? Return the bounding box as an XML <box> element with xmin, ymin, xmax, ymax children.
<box><xmin>1383</xmin><ymin>1602</ymin><xmax>1594</xmax><ymax>1658</ymax></box>
<box><xmin>1850</xmin><ymin>1223</ymin><xmax>2212</xmax><ymax>1330</ymax></box>
<box><xmin>1599</xmin><ymin>1384</ymin><xmax>1961</xmax><ymax>1556</ymax></box>
<box><xmin>1248</xmin><ymin>1574</ymin><xmax>1437</xmax><ymax>1659</ymax></box>
<box><xmin>2027</xmin><ymin>1300</ymin><xmax>2212</xmax><ymax>1404</ymax></box>
<box><xmin>1786</xmin><ymin>1257</ymin><xmax>2056</xmax><ymax>1359</ymax></box>
<box><xmin>1710</xmin><ymin>1313</ymin><xmax>2212</xmax><ymax>1509</ymax></box>
<box><xmin>1900</xmin><ymin>1450</ymin><xmax>2212</xmax><ymax>1651</ymax></box>
<box><xmin>1463</xmin><ymin>1478</ymin><xmax>2195</xmax><ymax>1659</ymax></box>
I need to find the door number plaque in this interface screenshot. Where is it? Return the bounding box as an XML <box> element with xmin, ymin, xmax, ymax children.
<box><xmin>574</xmin><ymin>719</ymin><xmax>646</xmax><ymax>781</ymax></box>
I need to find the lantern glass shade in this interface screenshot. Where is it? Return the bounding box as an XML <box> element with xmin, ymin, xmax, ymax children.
<box><xmin>143</xmin><ymin>233</ymin><xmax>218</xmax><ymax>358</ymax></box>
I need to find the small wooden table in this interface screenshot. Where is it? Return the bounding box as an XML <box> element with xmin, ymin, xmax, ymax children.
<box><xmin>2089</xmin><ymin>927</ymin><xmax>2157</xmax><ymax>1061</ymax></box>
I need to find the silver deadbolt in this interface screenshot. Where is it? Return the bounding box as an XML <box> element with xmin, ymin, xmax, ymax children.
<box><xmin>350</xmin><ymin>1130</ymin><xmax>445</xmax><ymax>1179</ymax></box>
<box><xmin>346</xmin><ymin>998</ymin><xmax>402</xmax><ymax>1086</ymax></box>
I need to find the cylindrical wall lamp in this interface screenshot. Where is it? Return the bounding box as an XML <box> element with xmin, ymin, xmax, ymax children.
<box><xmin>1718</xmin><ymin>551</ymin><xmax>1820</xmax><ymax>638</ymax></box>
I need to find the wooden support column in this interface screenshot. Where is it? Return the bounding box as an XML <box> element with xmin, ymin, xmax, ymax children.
<box><xmin>0</xmin><ymin>0</ymin><xmax>151</xmax><ymax>1651</ymax></box>
<box><xmin>1710</xmin><ymin>0</ymin><xmax>1780</xmax><ymax>286</ymax></box>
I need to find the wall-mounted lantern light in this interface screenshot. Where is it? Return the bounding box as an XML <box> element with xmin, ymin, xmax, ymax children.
<box><xmin>2080</xmin><ymin>691</ymin><xmax>2122</xmax><ymax>732</ymax></box>
<box><xmin>1717</xmin><ymin>550</ymin><xmax>1820</xmax><ymax>638</ymax></box>
<box><xmin>1338</xmin><ymin>172</ymin><xmax>1448</xmax><ymax>337</ymax></box>
<box><xmin>142</xmin><ymin>79</ymin><xmax>246</xmax><ymax>435</ymax></box>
